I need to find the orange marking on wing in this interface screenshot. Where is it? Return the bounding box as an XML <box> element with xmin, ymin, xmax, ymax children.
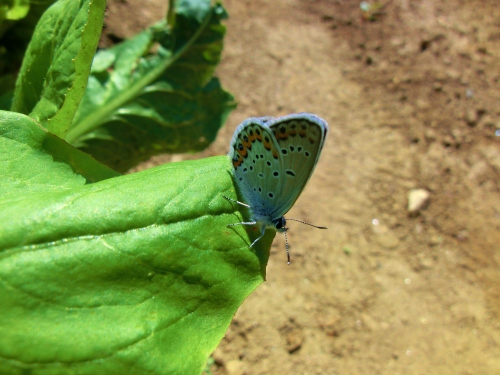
<box><xmin>277</xmin><ymin>131</ymin><xmax>288</xmax><ymax>140</ymax></box>
<box><xmin>233</xmin><ymin>158</ymin><xmax>243</xmax><ymax>168</ymax></box>
<box><xmin>237</xmin><ymin>147</ymin><xmax>248</xmax><ymax>158</ymax></box>
<box><xmin>241</xmin><ymin>137</ymin><xmax>252</xmax><ymax>149</ymax></box>
<box><xmin>263</xmin><ymin>140</ymin><xmax>272</xmax><ymax>150</ymax></box>
<box><xmin>272</xmin><ymin>149</ymin><xmax>279</xmax><ymax>159</ymax></box>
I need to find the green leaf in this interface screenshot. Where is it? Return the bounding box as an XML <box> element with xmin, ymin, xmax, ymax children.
<box><xmin>78</xmin><ymin>77</ymin><xmax>234</xmax><ymax>173</ymax></box>
<box><xmin>0</xmin><ymin>0</ymin><xmax>30</xmax><ymax>22</ymax></box>
<box><xmin>175</xmin><ymin>0</ymin><xmax>211</xmax><ymax>23</ymax></box>
<box><xmin>0</xmin><ymin>1</ymin><xmax>56</xmax><ymax>100</ymax></box>
<box><xmin>11</xmin><ymin>0</ymin><xmax>106</xmax><ymax>138</ymax></box>
<box><xmin>0</xmin><ymin>110</ymin><xmax>120</xmax><ymax>199</ymax></box>
<box><xmin>66</xmin><ymin>1</ymin><xmax>235</xmax><ymax>172</ymax></box>
<box><xmin>0</xmin><ymin>74</ymin><xmax>15</xmax><ymax>110</ymax></box>
<box><xmin>0</xmin><ymin>155</ymin><xmax>272</xmax><ymax>375</ymax></box>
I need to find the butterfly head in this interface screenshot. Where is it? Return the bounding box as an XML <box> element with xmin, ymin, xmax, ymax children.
<box><xmin>273</xmin><ymin>216</ymin><xmax>288</xmax><ymax>233</ymax></box>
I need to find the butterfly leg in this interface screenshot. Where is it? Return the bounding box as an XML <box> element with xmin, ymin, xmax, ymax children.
<box><xmin>223</xmin><ymin>195</ymin><xmax>251</xmax><ymax>208</ymax></box>
<box><xmin>225</xmin><ymin>195</ymin><xmax>256</xmax><ymax>228</ymax></box>
<box><xmin>227</xmin><ymin>221</ymin><xmax>257</xmax><ymax>227</ymax></box>
<box><xmin>228</xmin><ymin>221</ymin><xmax>266</xmax><ymax>248</ymax></box>
<box><xmin>224</xmin><ymin>195</ymin><xmax>266</xmax><ymax>248</ymax></box>
<box><xmin>249</xmin><ymin>225</ymin><xmax>266</xmax><ymax>248</ymax></box>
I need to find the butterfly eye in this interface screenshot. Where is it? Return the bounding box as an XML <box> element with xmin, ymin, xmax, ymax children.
<box><xmin>274</xmin><ymin>217</ymin><xmax>286</xmax><ymax>230</ymax></box>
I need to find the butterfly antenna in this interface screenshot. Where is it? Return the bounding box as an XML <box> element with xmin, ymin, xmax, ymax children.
<box><xmin>284</xmin><ymin>230</ymin><xmax>291</xmax><ymax>265</ymax></box>
<box><xmin>287</xmin><ymin>218</ymin><xmax>327</xmax><ymax>229</ymax></box>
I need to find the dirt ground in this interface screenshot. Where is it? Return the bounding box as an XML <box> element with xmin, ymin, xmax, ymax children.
<box><xmin>105</xmin><ymin>0</ymin><xmax>500</xmax><ymax>374</ymax></box>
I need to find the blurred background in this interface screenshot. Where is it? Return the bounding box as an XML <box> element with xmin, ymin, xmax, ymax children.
<box><xmin>106</xmin><ymin>0</ymin><xmax>500</xmax><ymax>373</ymax></box>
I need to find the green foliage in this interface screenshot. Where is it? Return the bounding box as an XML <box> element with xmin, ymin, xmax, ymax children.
<box><xmin>66</xmin><ymin>1</ymin><xmax>235</xmax><ymax>172</ymax></box>
<box><xmin>0</xmin><ymin>111</ymin><xmax>119</xmax><ymax>198</ymax></box>
<box><xmin>12</xmin><ymin>0</ymin><xmax>107</xmax><ymax>138</ymax></box>
<box><xmin>0</xmin><ymin>0</ymin><xmax>269</xmax><ymax>374</ymax></box>
<box><xmin>0</xmin><ymin>148</ymin><xmax>271</xmax><ymax>374</ymax></box>
<box><xmin>0</xmin><ymin>0</ymin><xmax>56</xmax><ymax>107</ymax></box>
<box><xmin>0</xmin><ymin>0</ymin><xmax>30</xmax><ymax>23</ymax></box>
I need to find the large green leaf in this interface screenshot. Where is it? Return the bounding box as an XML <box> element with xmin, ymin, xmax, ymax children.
<box><xmin>0</xmin><ymin>155</ymin><xmax>273</xmax><ymax>375</ymax></box>
<box><xmin>65</xmin><ymin>1</ymin><xmax>235</xmax><ymax>172</ymax></box>
<box><xmin>10</xmin><ymin>0</ymin><xmax>106</xmax><ymax>138</ymax></box>
<box><xmin>0</xmin><ymin>110</ymin><xmax>119</xmax><ymax>199</ymax></box>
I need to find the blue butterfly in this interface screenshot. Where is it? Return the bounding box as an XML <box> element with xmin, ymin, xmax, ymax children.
<box><xmin>226</xmin><ymin>113</ymin><xmax>329</xmax><ymax>264</ymax></box>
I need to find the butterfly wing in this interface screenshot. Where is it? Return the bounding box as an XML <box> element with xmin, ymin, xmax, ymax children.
<box><xmin>229</xmin><ymin>117</ymin><xmax>285</xmax><ymax>226</ymax></box>
<box><xmin>265</xmin><ymin>113</ymin><xmax>328</xmax><ymax>217</ymax></box>
<box><xmin>229</xmin><ymin>113</ymin><xmax>328</xmax><ymax>224</ymax></box>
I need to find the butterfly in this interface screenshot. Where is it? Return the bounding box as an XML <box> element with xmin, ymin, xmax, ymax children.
<box><xmin>226</xmin><ymin>113</ymin><xmax>329</xmax><ymax>264</ymax></box>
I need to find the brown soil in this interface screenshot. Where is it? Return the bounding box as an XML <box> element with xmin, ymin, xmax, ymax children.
<box><xmin>105</xmin><ymin>0</ymin><xmax>500</xmax><ymax>374</ymax></box>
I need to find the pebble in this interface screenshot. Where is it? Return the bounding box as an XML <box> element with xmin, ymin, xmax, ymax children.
<box><xmin>286</xmin><ymin>330</ymin><xmax>303</xmax><ymax>353</ymax></box>
<box><xmin>481</xmin><ymin>145</ymin><xmax>500</xmax><ymax>173</ymax></box>
<box><xmin>417</xmin><ymin>255</ymin><xmax>434</xmax><ymax>269</ymax></box>
<box><xmin>465</xmin><ymin>108</ymin><xmax>478</xmax><ymax>126</ymax></box>
<box><xmin>428</xmin><ymin>235</ymin><xmax>442</xmax><ymax>246</ymax></box>
<box><xmin>372</xmin><ymin>224</ymin><xmax>400</xmax><ymax>249</ymax></box>
<box><xmin>226</xmin><ymin>360</ymin><xmax>245</xmax><ymax>375</ymax></box>
<box><xmin>445</xmin><ymin>68</ymin><xmax>461</xmax><ymax>80</ymax></box>
<box><xmin>376</xmin><ymin>232</ymin><xmax>400</xmax><ymax>249</ymax></box>
<box><xmin>211</xmin><ymin>348</ymin><xmax>225</xmax><ymax>366</ymax></box>
<box><xmin>408</xmin><ymin>189</ymin><xmax>430</xmax><ymax>216</ymax></box>
<box><xmin>451</xmin><ymin>128</ymin><xmax>463</xmax><ymax>145</ymax></box>
<box><xmin>360</xmin><ymin>313</ymin><xmax>378</xmax><ymax>331</ymax></box>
